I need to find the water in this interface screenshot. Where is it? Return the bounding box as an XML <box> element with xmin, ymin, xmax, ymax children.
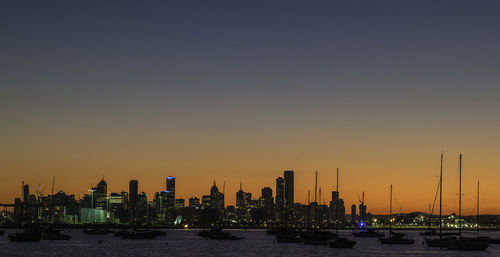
<box><xmin>1</xmin><ymin>229</ymin><xmax>500</xmax><ymax>257</ymax></box>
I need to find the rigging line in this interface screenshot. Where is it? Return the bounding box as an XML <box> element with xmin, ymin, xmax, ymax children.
<box><xmin>430</xmin><ymin>180</ymin><xmax>440</xmax><ymax>216</ymax></box>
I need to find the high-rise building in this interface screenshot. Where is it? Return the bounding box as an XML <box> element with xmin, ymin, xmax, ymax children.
<box><xmin>351</xmin><ymin>204</ymin><xmax>356</xmax><ymax>222</ymax></box>
<box><xmin>329</xmin><ymin>190</ymin><xmax>345</xmax><ymax>223</ymax></box>
<box><xmin>236</xmin><ymin>185</ymin><xmax>245</xmax><ymax>208</ymax></box>
<box><xmin>284</xmin><ymin>170</ymin><xmax>294</xmax><ymax>206</ymax></box>
<box><xmin>261</xmin><ymin>187</ymin><xmax>273</xmax><ymax>208</ymax></box>
<box><xmin>275</xmin><ymin>177</ymin><xmax>284</xmax><ymax>209</ymax></box>
<box><xmin>261</xmin><ymin>186</ymin><xmax>274</xmax><ymax>222</ymax></box>
<box><xmin>23</xmin><ymin>184</ymin><xmax>29</xmax><ymax>205</ymax></box>
<box><xmin>166</xmin><ymin>177</ymin><xmax>175</xmax><ymax>209</ymax></box>
<box><xmin>95</xmin><ymin>178</ymin><xmax>108</xmax><ymax>209</ymax></box>
<box><xmin>236</xmin><ymin>182</ymin><xmax>251</xmax><ymax>208</ymax></box>
<box><xmin>210</xmin><ymin>181</ymin><xmax>224</xmax><ymax>209</ymax></box>
<box><xmin>129</xmin><ymin>180</ymin><xmax>138</xmax><ymax>220</ymax></box>
<box><xmin>23</xmin><ymin>184</ymin><xmax>30</xmax><ymax>221</ymax></box>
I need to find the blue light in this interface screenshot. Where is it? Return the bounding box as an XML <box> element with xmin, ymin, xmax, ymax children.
<box><xmin>359</xmin><ymin>221</ymin><xmax>366</xmax><ymax>228</ymax></box>
<box><xmin>167</xmin><ymin>176</ymin><xmax>175</xmax><ymax>180</ymax></box>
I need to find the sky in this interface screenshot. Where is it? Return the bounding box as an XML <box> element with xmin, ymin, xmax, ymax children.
<box><xmin>1</xmin><ymin>0</ymin><xmax>500</xmax><ymax>214</ymax></box>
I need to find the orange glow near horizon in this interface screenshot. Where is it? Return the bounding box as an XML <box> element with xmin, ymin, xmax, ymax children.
<box><xmin>2</xmin><ymin>136</ymin><xmax>499</xmax><ymax>215</ymax></box>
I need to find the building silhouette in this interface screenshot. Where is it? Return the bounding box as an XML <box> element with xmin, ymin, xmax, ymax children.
<box><xmin>284</xmin><ymin>170</ymin><xmax>294</xmax><ymax>207</ymax></box>
<box><xmin>275</xmin><ymin>176</ymin><xmax>285</xmax><ymax>223</ymax></box>
<box><xmin>189</xmin><ymin>197</ymin><xmax>200</xmax><ymax>208</ymax></box>
<box><xmin>210</xmin><ymin>181</ymin><xmax>224</xmax><ymax>210</ymax></box>
<box><xmin>351</xmin><ymin>204</ymin><xmax>357</xmax><ymax>223</ymax></box>
<box><xmin>129</xmin><ymin>180</ymin><xmax>138</xmax><ymax>222</ymax></box>
<box><xmin>165</xmin><ymin>177</ymin><xmax>175</xmax><ymax>209</ymax></box>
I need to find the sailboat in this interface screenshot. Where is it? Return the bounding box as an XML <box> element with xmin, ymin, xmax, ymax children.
<box><xmin>379</xmin><ymin>185</ymin><xmax>415</xmax><ymax>245</ymax></box>
<box><xmin>41</xmin><ymin>226</ymin><xmax>71</xmax><ymax>240</ymax></box>
<box><xmin>446</xmin><ymin>154</ymin><xmax>489</xmax><ymax>251</ymax></box>
<box><xmin>8</xmin><ymin>225</ymin><xmax>42</xmax><ymax>242</ymax></box>
<box><xmin>329</xmin><ymin>168</ymin><xmax>356</xmax><ymax>248</ymax></box>
<box><xmin>425</xmin><ymin>154</ymin><xmax>458</xmax><ymax>247</ymax></box>
<box><xmin>300</xmin><ymin>170</ymin><xmax>336</xmax><ymax>245</ymax></box>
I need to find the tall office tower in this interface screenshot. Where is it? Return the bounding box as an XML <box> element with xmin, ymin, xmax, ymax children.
<box><xmin>166</xmin><ymin>176</ymin><xmax>175</xmax><ymax>209</ymax></box>
<box><xmin>129</xmin><ymin>180</ymin><xmax>138</xmax><ymax>221</ymax></box>
<box><xmin>332</xmin><ymin>191</ymin><xmax>339</xmax><ymax>202</ymax></box>
<box><xmin>284</xmin><ymin>170</ymin><xmax>294</xmax><ymax>207</ymax></box>
<box><xmin>23</xmin><ymin>184</ymin><xmax>30</xmax><ymax>220</ymax></box>
<box><xmin>95</xmin><ymin>178</ymin><xmax>108</xmax><ymax>208</ymax></box>
<box><xmin>329</xmin><ymin>190</ymin><xmax>345</xmax><ymax>222</ymax></box>
<box><xmin>261</xmin><ymin>187</ymin><xmax>273</xmax><ymax>208</ymax></box>
<box><xmin>261</xmin><ymin>187</ymin><xmax>274</xmax><ymax>221</ymax></box>
<box><xmin>236</xmin><ymin>183</ymin><xmax>245</xmax><ymax>208</ymax></box>
<box><xmin>96</xmin><ymin>178</ymin><xmax>107</xmax><ymax>195</ymax></box>
<box><xmin>23</xmin><ymin>184</ymin><xmax>30</xmax><ymax>204</ymax></box>
<box><xmin>210</xmin><ymin>181</ymin><xmax>224</xmax><ymax>210</ymax></box>
<box><xmin>351</xmin><ymin>204</ymin><xmax>356</xmax><ymax>222</ymax></box>
<box><xmin>275</xmin><ymin>177</ymin><xmax>284</xmax><ymax>209</ymax></box>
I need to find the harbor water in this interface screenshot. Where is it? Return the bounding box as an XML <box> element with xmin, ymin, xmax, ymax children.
<box><xmin>1</xmin><ymin>229</ymin><xmax>500</xmax><ymax>257</ymax></box>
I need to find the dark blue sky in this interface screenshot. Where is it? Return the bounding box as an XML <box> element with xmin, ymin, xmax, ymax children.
<box><xmin>1</xmin><ymin>1</ymin><xmax>500</xmax><ymax>212</ymax></box>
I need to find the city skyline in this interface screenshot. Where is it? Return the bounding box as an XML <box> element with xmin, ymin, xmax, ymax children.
<box><xmin>1</xmin><ymin>157</ymin><xmax>494</xmax><ymax>215</ymax></box>
<box><xmin>2</xmin><ymin>1</ymin><xmax>500</xmax><ymax>215</ymax></box>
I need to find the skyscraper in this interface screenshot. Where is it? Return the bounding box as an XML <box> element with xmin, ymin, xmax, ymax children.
<box><xmin>329</xmin><ymin>190</ymin><xmax>345</xmax><ymax>222</ymax></box>
<box><xmin>275</xmin><ymin>177</ymin><xmax>284</xmax><ymax>209</ymax></box>
<box><xmin>261</xmin><ymin>187</ymin><xmax>273</xmax><ymax>208</ymax></box>
<box><xmin>95</xmin><ymin>178</ymin><xmax>108</xmax><ymax>209</ymax></box>
<box><xmin>351</xmin><ymin>204</ymin><xmax>356</xmax><ymax>222</ymax></box>
<box><xmin>129</xmin><ymin>180</ymin><xmax>138</xmax><ymax>221</ymax></box>
<box><xmin>210</xmin><ymin>181</ymin><xmax>224</xmax><ymax>210</ymax></box>
<box><xmin>166</xmin><ymin>176</ymin><xmax>175</xmax><ymax>209</ymax></box>
<box><xmin>284</xmin><ymin>170</ymin><xmax>294</xmax><ymax>207</ymax></box>
<box><xmin>236</xmin><ymin>182</ymin><xmax>245</xmax><ymax>208</ymax></box>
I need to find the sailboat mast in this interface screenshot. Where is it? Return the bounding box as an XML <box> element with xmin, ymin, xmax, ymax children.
<box><xmin>439</xmin><ymin>153</ymin><xmax>443</xmax><ymax>239</ymax></box>
<box><xmin>459</xmin><ymin>154</ymin><xmax>462</xmax><ymax>237</ymax></box>
<box><xmin>336</xmin><ymin>168</ymin><xmax>339</xmax><ymax>192</ymax></box>
<box><xmin>314</xmin><ymin>170</ymin><xmax>318</xmax><ymax>203</ymax></box>
<box><xmin>477</xmin><ymin>180</ymin><xmax>480</xmax><ymax>237</ymax></box>
<box><xmin>389</xmin><ymin>184</ymin><xmax>392</xmax><ymax>231</ymax></box>
<box><xmin>336</xmin><ymin>168</ymin><xmax>339</xmax><ymax>233</ymax></box>
<box><xmin>319</xmin><ymin>188</ymin><xmax>322</xmax><ymax>205</ymax></box>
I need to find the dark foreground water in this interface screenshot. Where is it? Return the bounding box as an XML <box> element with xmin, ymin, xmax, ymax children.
<box><xmin>1</xmin><ymin>229</ymin><xmax>500</xmax><ymax>257</ymax></box>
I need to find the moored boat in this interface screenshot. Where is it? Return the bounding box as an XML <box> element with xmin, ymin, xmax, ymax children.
<box><xmin>8</xmin><ymin>227</ymin><xmax>41</xmax><ymax>242</ymax></box>
<box><xmin>352</xmin><ymin>228</ymin><xmax>384</xmax><ymax>238</ymax></box>
<box><xmin>378</xmin><ymin>185</ymin><xmax>415</xmax><ymax>245</ymax></box>
<box><xmin>41</xmin><ymin>227</ymin><xmax>71</xmax><ymax>240</ymax></box>
<box><xmin>329</xmin><ymin>237</ymin><xmax>356</xmax><ymax>248</ymax></box>
<box><xmin>445</xmin><ymin>155</ymin><xmax>489</xmax><ymax>251</ymax></box>
<box><xmin>209</xmin><ymin>234</ymin><xmax>244</xmax><ymax>240</ymax></box>
<box><xmin>275</xmin><ymin>228</ymin><xmax>301</xmax><ymax>243</ymax></box>
<box><xmin>120</xmin><ymin>230</ymin><xmax>158</xmax><ymax>239</ymax></box>
<box><xmin>424</xmin><ymin>236</ymin><xmax>457</xmax><ymax>247</ymax></box>
<box><xmin>83</xmin><ymin>228</ymin><xmax>112</xmax><ymax>235</ymax></box>
<box><xmin>446</xmin><ymin>237</ymin><xmax>489</xmax><ymax>251</ymax></box>
<box><xmin>300</xmin><ymin>229</ymin><xmax>335</xmax><ymax>245</ymax></box>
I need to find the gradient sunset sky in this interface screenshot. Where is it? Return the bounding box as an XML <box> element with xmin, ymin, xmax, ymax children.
<box><xmin>1</xmin><ymin>1</ymin><xmax>500</xmax><ymax>214</ymax></box>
